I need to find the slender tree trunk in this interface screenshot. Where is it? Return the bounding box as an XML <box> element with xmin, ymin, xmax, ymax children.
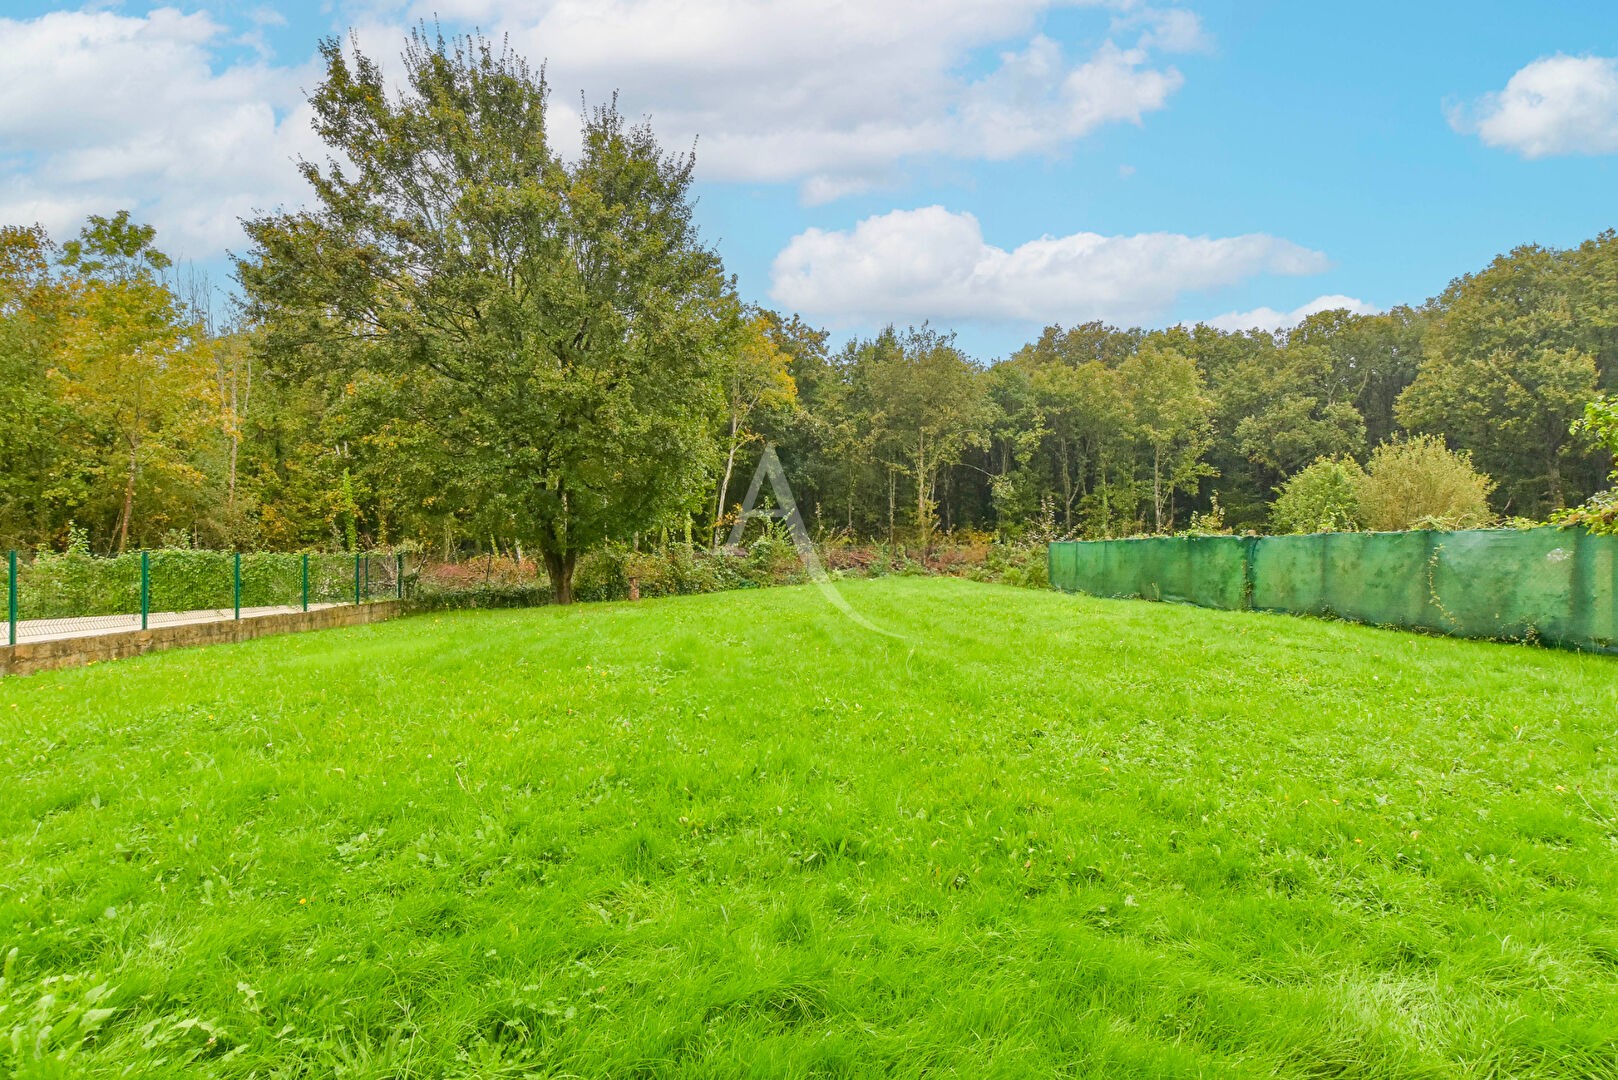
<box><xmin>116</xmin><ymin>438</ymin><xmax>139</xmax><ymax>554</ymax></box>
<box><xmin>713</xmin><ymin>425</ymin><xmax>740</xmax><ymax>549</ymax></box>
<box><xmin>542</xmin><ymin>549</ymin><xmax>577</xmax><ymax>605</ymax></box>
<box><xmin>1058</xmin><ymin>436</ymin><xmax>1073</xmax><ymax>528</ymax></box>
<box><xmin>887</xmin><ymin>468</ymin><xmax>897</xmax><ymax>547</ymax></box>
<box><xmin>1152</xmin><ymin>445</ymin><xmax>1165</xmax><ymax>533</ymax></box>
<box><xmin>915</xmin><ymin>433</ymin><xmax>929</xmax><ymax>555</ymax></box>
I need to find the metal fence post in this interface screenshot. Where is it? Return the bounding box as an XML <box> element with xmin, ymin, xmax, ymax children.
<box><xmin>7</xmin><ymin>550</ymin><xmax>15</xmax><ymax>647</ymax></box>
<box><xmin>233</xmin><ymin>552</ymin><xmax>242</xmax><ymax>620</ymax></box>
<box><xmin>353</xmin><ymin>553</ymin><xmax>361</xmax><ymax>606</ymax></box>
<box><xmin>140</xmin><ymin>550</ymin><xmax>150</xmax><ymax>630</ymax></box>
<box><xmin>302</xmin><ymin>553</ymin><xmax>309</xmax><ymax>612</ymax></box>
<box><xmin>396</xmin><ymin>552</ymin><xmax>404</xmax><ymax>599</ymax></box>
<box><xmin>363</xmin><ymin>554</ymin><xmax>370</xmax><ymax>601</ymax></box>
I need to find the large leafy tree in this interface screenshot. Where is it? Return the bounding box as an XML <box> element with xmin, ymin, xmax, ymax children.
<box><xmin>711</xmin><ymin>309</ymin><xmax>798</xmax><ymax>547</ymax></box>
<box><xmin>1119</xmin><ymin>345</ymin><xmax>1214</xmax><ymax>533</ymax></box>
<box><xmin>1398</xmin><ymin>244</ymin><xmax>1601</xmax><ymax>514</ymax></box>
<box><xmin>858</xmin><ymin>327</ymin><xmax>988</xmax><ymax>549</ymax></box>
<box><xmin>240</xmin><ymin>30</ymin><xmax>733</xmax><ymax>601</ymax></box>
<box><xmin>52</xmin><ymin>213</ymin><xmax>213</xmax><ymax>552</ymax></box>
<box><xmin>0</xmin><ymin>225</ymin><xmax>71</xmax><ymax>548</ymax></box>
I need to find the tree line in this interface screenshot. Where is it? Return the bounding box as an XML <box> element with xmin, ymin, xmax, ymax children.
<box><xmin>1</xmin><ymin>30</ymin><xmax>1615</xmax><ymax>602</ymax></box>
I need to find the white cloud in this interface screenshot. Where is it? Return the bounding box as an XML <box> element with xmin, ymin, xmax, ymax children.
<box><xmin>0</xmin><ymin>2</ymin><xmax>1206</xmax><ymax>261</ymax></box>
<box><xmin>460</xmin><ymin>0</ymin><xmax>1193</xmax><ymax>199</ymax></box>
<box><xmin>0</xmin><ymin>7</ymin><xmax>323</xmax><ymax>258</ymax></box>
<box><xmin>770</xmin><ymin>205</ymin><xmax>1329</xmax><ymax>326</ymax></box>
<box><xmin>1451</xmin><ymin>54</ymin><xmax>1618</xmax><ymax>158</ymax></box>
<box><xmin>1201</xmin><ymin>294</ymin><xmax>1378</xmax><ymax>334</ymax></box>
<box><xmin>1116</xmin><ymin>8</ymin><xmax>1211</xmax><ymax>54</ymax></box>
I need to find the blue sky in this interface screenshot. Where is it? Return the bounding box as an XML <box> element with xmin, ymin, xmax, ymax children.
<box><xmin>1</xmin><ymin>0</ymin><xmax>1615</xmax><ymax>359</ymax></box>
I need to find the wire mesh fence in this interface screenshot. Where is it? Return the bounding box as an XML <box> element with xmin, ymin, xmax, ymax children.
<box><xmin>1048</xmin><ymin>527</ymin><xmax>1618</xmax><ymax>654</ymax></box>
<box><xmin>3</xmin><ymin>550</ymin><xmax>407</xmax><ymax>645</ymax></box>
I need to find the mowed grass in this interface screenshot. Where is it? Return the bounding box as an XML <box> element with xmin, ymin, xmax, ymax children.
<box><xmin>3</xmin><ymin>579</ymin><xmax>1617</xmax><ymax>1078</ymax></box>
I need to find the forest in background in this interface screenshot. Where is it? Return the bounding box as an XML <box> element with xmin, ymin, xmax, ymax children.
<box><xmin>3</xmin><ymin>216</ymin><xmax>1614</xmax><ymax>558</ymax></box>
<box><xmin>1</xmin><ymin>31</ymin><xmax>1615</xmax><ymax>577</ymax></box>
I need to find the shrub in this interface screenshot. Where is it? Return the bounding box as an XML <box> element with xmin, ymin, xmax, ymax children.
<box><xmin>1553</xmin><ymin>396</ymin><xmax>1618</xmax><ymax>534</ymax></box>
<box><xmin>1355</xmin><ymin>436</ymin><xmax>1495</xmax><ymax>531</ymax></box>
<box><xmin>1271</xmin><ymin>457</ymin><xmax>1367</xmax><ymax>534</ymax></box>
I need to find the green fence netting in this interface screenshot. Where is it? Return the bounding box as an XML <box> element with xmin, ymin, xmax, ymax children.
<box><xmin>1049</xmin><ymin>527</ymin><xmax>1618</xmax><ymax>654</ymax></box>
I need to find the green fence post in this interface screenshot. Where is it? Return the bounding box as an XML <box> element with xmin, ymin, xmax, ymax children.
<box><xmin>354</xmin><ymin>553</ymin><xmax>361</xmax><ymax>606</ymax></box>
<box><xmin>396</xmin><ymin>552</ymin><xmax>404</xmax><ymax>599</ymax></box>
<box><xmin>302</xmin><ymin>553</ymin><xmax>309</xmax><ymax>612</ymax></box>
<box><xmin>140</xmin><ymin>550</ymin><xmax>150</xmax><ymax>630</ymax></box>
<box><xmin>364</xmin><ymin>555</ymin><xmax>370</xmax><ymax>602</ymax></box>
<box><xmin>233</xmin><ymin>552</ymin><xmax>242</xmax><ymax>620</ymax></box>
<box><xmin>7</xmin><ymin>550</ymin><xmax>16</xmax><ymax>647</ymax></box>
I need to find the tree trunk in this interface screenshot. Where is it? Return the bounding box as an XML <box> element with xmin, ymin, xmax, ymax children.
<box><xmin>1058</xmin><ymin>436</ymin><xmax>1073</xmax><ymax>529</ymax></box>
<box><xmin>1152</xmin><ymin>445</ymin><xmax>1165</xmax><ymax>533</ymax></box>
<box><xmin>915</xmin><ymin>434</ymin><xmax>929</xmax><ymax>555</ymax></box>
<box><xmin>713</xmin><ymin>426</ymin><xmax>740</xmax><ymax>549</ymax></box>
<box><xmin>542</xmin><ymin>549</ymin><xmax>577</xmax><ymax>605</ymax></box>
<box><xmin>116</xmin><ymin>439</ymin><xmax>139</xmax><ymax>554</ymax></box>
<box><xmin>887</xmin><ymin>468</ymin><xmax>897</xmax><ymax>548</ymax></box>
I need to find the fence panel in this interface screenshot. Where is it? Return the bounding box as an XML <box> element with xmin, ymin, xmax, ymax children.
<box><xmin>1050</xmin><ymin>527</ymin><xmax>1617</xmax><ymax>654</ymax></box>
<box><xmin>1321</xmin><ymin>531</ymin><xmax>1433</xmax><ymax>629</ymax></box>
<box><xmin>1251</xmin><ymin>533</ymin><xmax>1328</xmax><ymax>616</ymax></box>
<box><xmin>1186</xmin><ymin>535</ymin><xmax>1248</xmax><ymax>610</ymax></box>
<box><xmin>1429</xmin><ymin>529</ymin><xmax>1581</xmax><ymax>645</ymax></box>
<box><xmin>3</xmin><ymin>549</ymin><xmax>405</xmax><ymax>646</ymax></box>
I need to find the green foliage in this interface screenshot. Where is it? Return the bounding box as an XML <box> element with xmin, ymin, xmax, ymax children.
<box><xmin>13</xmin><ymin>124</ymin><xmax>1618</xmax><ymax>560</ymax></box>
<box><xmin>1120</xmin><ymin>344</ymin><xmax>1215</xmax><ymax>532</ymax></box>
<box><xmin>1355</xmin><ymin>436</ymin><xmax>1496</xmax><ymax>531</ymax></box>
<box><xmin>1271</xmin><ymin>456</ymin><xmax>1367</xmax><ymax>533</ymax></box>
<box><xmin>240</xmin><ymin>30</ymin><xmax>733</xmax><ymax>603</ymax></box>
<box><xmin>1552</xmin><ymin>396</ymin><xmax>1618</xmax><ymax>533</ymax></box>
<box><xmin>2</xmin><ymin>580</ymin><xmax>1614</xmax><ymax>1075</ymax></box>
<box><xmin>1397</xmin><ymin>243</ymin><xmax>1606</xmax><ymax>514</ymax></box>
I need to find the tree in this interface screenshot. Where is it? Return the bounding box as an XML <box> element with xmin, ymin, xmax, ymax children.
<box><xmin>859</xmin><ymin>327</ymin><xmax>988</xmax><ymax>550</ymax></box>
<box><xmin>1355</xmin><ymin>436</ymin><xmax>1494</xmax><ymax>532</ymax></box>
<box><xmin>1553</xmin><ymin>396</ymin><xmax>1618</xmax><ymax>533</ymax></box>
<box><xmin>711</xmin><ymin>310</ymin><xmax>797</xmax><ymax>547</ymax></box>
<box><xmin>0</xmin><ymin>225</ymin><xmax>72</xmax><ymax>548</ymax></box>
<box><xmin>1399</xmin><ymin>245</ymin><xmax>1602</xmax><ymax>514</ymax></box>
<box><xmin>1119</xmin><ymin>345</ymin><xmax>1214</xmax><ymax>532</ymax></box>
<box><xmin>52</xmin><ymin>214</ymin><xmax>211</xmax><ymax>552</ymax></box>
<box><xmin>1270</xmin><ymin>457</ymin><xmax>1366</xmax><ymax>534</ymax></box>
<box><xmin>1287</xmin><ymin>305</ymin><xmax>1425</xmax><ymax>448</ymax></box>
<box><xmin>240</xmin><ymin>30</ymin><xmax>734</xmax><ymax>602</ymax></box>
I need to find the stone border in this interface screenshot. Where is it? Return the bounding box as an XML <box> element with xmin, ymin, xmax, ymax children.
<box><xmin>0</xmin><ymin>601</ymin><xmax>406</xmax><ymax>677</ymax></box>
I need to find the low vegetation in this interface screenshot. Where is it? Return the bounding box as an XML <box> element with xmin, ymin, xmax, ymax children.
<box><xmin>4</xmin><ymin>579</ymin><xmax>1615</xmax><ymax>1076</ymax></box>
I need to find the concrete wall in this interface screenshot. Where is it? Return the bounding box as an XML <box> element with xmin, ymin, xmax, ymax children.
<box><xmin>0</xmin><ymin>601</ymin><xmax>406</xmax><ymax>677</ymax></box>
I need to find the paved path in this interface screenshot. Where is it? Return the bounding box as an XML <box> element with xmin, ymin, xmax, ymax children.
<box><xmin>7</xmin><ymin>603</ymin><xmax>345</xmax><ymax>645</ymax></box>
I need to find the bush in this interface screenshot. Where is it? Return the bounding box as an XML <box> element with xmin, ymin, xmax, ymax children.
<box><xmin>1355</xmin><ymin>436</ymin><xmax>1495</xmax><ymax>531</ymax></box>
<box><xmin>966</xmin><ymin>543</ymin><xmax>1049</xmax><ymax>589</ymax></box>
<box><xmin>1271</xmin><ymin>457</ymin><xmax>1366</xmax><ymax>534</ymax></box>
<box><xmin>1553</xmin><ymin>396</ymin><xmax>1618</xmax><ymax>534</ymax></box>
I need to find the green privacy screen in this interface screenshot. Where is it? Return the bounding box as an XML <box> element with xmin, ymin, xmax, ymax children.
<box><xmin>1048</xmin><ymin>528</ymin><xmax>1618</xmax><ymax>654</ymax></box>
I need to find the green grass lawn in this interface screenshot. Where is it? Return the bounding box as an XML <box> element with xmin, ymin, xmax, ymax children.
<box><xmin>3</xmin><ymin>578</ymin><xmax>1617</xmax><ymax>1078</ymax></box>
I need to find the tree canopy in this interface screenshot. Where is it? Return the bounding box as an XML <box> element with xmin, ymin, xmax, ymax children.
<box><xmin>238</xmin><ymin>30</ymin><xmax>735</xmax><ymax>601</ymax></box>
